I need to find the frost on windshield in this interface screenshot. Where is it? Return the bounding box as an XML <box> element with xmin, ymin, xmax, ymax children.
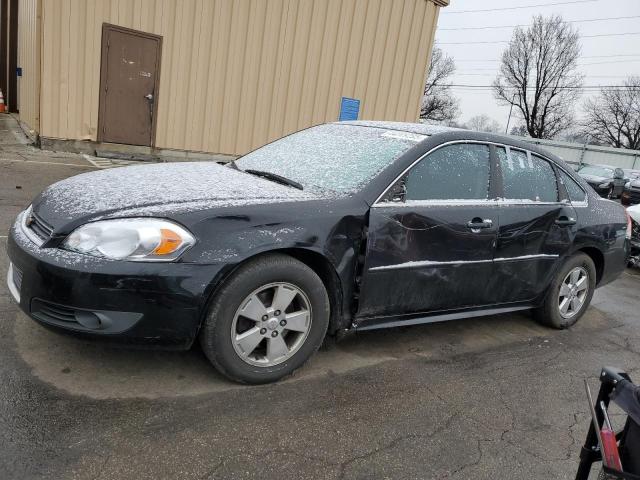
<box><xmin>236</xmin><ymin>124</ymin><xmax>424</xmax><ymax>193</ymax></box>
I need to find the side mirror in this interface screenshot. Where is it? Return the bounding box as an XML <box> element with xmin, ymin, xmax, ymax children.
<box><xmin>388</xmin><ymin>180</ymin><xmax>407</xmax><ymax>203</ymax></box>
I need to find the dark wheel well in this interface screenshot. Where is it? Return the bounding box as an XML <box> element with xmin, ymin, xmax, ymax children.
<box><xmin>202</xmin><ymin>249</ymin><xmax>344</xmax><ymax>337</ymax></box>
<box><xmin>278</xmin><ymin>248</ymin><xmax>344</xmax><ymax>335</ymax></box>
<box><xmin>577</xmin><ymin>247</ymin><xmax>604</xmax><ymax>285</ymax></box>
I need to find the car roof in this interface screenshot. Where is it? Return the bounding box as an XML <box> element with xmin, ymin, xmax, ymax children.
<box><xmin>330</xmin><ymin>120</ymin><xmax>583</xmax><ymax>177</ymax></box>
<box><xmin>335</xmin><ymin>120</ymin><xmax>464</xmax><ymax>136</ymax></box>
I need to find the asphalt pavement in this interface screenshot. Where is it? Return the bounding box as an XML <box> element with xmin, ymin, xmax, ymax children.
<box><xmin>1</xmin><ymin>114</ymin><xmax>639</xmax><ymax>479</ymax></box>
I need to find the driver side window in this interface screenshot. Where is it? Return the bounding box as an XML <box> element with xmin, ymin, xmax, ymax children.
<box><xmin>400</xmin><ymin>143</ymin><xmax>491</xmax><ymax>201</ymax></box>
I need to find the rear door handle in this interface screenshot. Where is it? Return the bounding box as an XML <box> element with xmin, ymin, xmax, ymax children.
<box><xmin>555</xmin><ymin>216</ymin><xmax>576</xmax><ymax>227</ymax></box>
<box><xmin>466</xmin><ymin>218</ymin><xmax>493</xmax><ymax>231</ymax></box>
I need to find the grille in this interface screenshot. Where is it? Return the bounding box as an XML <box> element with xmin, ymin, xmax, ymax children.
<box><xmin>27</xmin><ymin>211</ymin><xmax>54</xmax><ymax>242</ymax></box>
<box><xmin>12</xmin><ymin>264</ymin><xmax>23</xmax><ymax>292</ymax></box>
<box><xmin>31</xmin><ymin>299</ymin><xmax>78</xmax><ymax>324</ymax></box>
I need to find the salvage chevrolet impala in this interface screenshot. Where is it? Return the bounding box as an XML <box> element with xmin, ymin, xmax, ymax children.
<box><xmin>6</xmin><ymin>122</ymin><xmax>630</xmax><ymax>383</ymax></box>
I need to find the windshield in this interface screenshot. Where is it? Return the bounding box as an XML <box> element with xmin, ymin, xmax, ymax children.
<box><xmin>235</xmin><ymin>124</ymin><xmax>425</xmax><ymax>194</ymax></box>
<box><xmin>579</xmin><ymin>165</ymin><xmax>614</xmax><ymax>177</ymax></box>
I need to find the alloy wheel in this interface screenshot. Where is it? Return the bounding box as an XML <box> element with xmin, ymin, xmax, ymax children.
<box><xmin>558</xmin><ymin>266</ymin><xmax>589</xmax><ymax>319</ymax></box>
<box><xmin>230</xmin><ymin>282</ymin><xmax>312</xmax><ymax>367</ymax></box>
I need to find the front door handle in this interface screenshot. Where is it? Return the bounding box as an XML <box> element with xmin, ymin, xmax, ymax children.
<box><xmin>555</xmin><ymin>216</ymin><xmax>576</xmax><ymax>227</ymax></box>
<box><xmin>144</xmin><ymin>93</ymin><xmax>154</xmax><ymax>101</ymax></box>
<box><xmin>466</xmin><ymin>218</ymin><xmax>493</xmax><ymax>232</ymax></box>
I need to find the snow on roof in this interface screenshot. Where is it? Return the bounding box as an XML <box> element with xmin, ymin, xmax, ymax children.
<box><xmin>335</xmin><ymin>120</ymin><xmax>464</xmax><ymax>136</ymax></box>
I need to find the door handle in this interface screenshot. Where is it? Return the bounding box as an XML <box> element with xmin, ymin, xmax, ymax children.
<box><xmin>466</xmin><ymin>218</ymin><xmax>493</xmax><ymax>231</ymax></box>
<box><xmin>555</xmin><ymin>216</ymin><xmax>576</xmax><ymax>227</ymax></box>
<box><xmin>144</xmin><ymin>93</ymin><xmax>154</xmax><ymax>101</ymax></box>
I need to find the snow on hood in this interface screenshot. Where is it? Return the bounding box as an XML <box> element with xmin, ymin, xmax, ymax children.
<box><xmin>628</xmin><ymin>203</ymin><xmax>640</xmax><ymax>223</ymax></box>
<box><xmin>579</xmin><ymin>174</ymin><xmax>608</xmax><ymax>182</ymax></box>
<box><xmin>33</xmin><ymin>162</ymin><xmax>316</xmax><ymax>227</ymax></box>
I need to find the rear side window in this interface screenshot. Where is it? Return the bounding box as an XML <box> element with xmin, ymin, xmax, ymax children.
<box><xmin>559</xmin><ymin>170</ymin><xmax>587</xmax><ymax>203</ymax></box>
<box><xmin>498</xmin><ymin>148</ymin><xmax>558</xmax><ymax>202</ymax></box>
<box><xmin>404</xmin><ymin>143</ymin><xmax>490</xmax><ymax>201</ymax></box>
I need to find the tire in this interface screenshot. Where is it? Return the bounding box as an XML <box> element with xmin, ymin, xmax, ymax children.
<box><xmin>534</xmin><ymin>253</ymin><xmax>597</xmax><ymax>329</ymax></box>
<box><xmin>199</xmin><ymin>254</ymin><xmax>330</xmax><ymax>384</ymax></box>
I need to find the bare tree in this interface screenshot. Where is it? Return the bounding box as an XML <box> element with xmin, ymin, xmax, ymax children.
<box><xmin>421</xmin><ymin>46</ymin><xmax>459</xmax><ymax>123</ymax></box>
<box><xmin>493</xmin><ymin>15</ymin><xmax>583</xmax><ymax>139</ymax></box>
<box><xmin>465</xmin><ymin>114</ymin><xmax>501</xmax><ymax>133</ymax></box>
<box><xmin>510</xmin><ymin>125</ymin><xmax>529</xmax><ymax>137</ymax></box>
<box><xmin>581</xmin><ymin>77</ymin><xmax>640</xmax><ymax>150</ymax></box>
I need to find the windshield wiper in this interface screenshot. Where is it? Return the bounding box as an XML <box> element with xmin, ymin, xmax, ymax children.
<box><xmin>243</xmin><ymin>169</ymin><xmax>304</xmax><ymax>190</ymax></box>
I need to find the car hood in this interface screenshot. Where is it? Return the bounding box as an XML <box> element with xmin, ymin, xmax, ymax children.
<box><xmin>579</xmin><ymin>174</ymin><xmax>609</xmax><ymax>183</ymax></box>
<box><xmin>32</xmin><ymin>162</ymin><xmax>317</xmax><ymax>229</ymax></box>
<box><xmin>628</xmin><ymin>204</ymin><xmax>640</xmax><ymax>223</ymax></box>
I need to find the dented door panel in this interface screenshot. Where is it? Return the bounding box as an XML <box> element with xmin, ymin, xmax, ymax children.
<box><xmin>357</xmin><ymin>202</ymin><xmax>499</xmax><ymax>319</ymax></box>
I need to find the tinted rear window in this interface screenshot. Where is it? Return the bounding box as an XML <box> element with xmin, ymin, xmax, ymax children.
<box><xmin>560</xmin><ymin>170</ymin><xmax>587</xmax><ymax>203</ymax></box>
<box><xmin>498</xmin><ymin>148</ymin><xmax>558</xmax><ymax>202</ymax></box>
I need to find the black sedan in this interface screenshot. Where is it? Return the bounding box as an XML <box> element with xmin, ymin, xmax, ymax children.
<box><xmin>622</xmin><ymin>169</ymin><xmax>640</xmax><ymax>206</ymax></box>
<box><xmin>577</xmin><ymin>164</ymin><xmax>627</xmax><ymax>199</ymax></box>
<box><xmin>6</xmin><ymin>122</ymin><xmax>629</xmax><ymax>383</ymax></box>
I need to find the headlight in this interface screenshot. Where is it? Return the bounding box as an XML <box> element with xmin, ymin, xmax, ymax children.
<box><xmin>62</xmin><ymin>218</ymin><xmax>195</xmax><ymax>261</ymax></box>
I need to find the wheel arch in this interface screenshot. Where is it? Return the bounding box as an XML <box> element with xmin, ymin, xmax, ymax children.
<box><xmin>575</xmin><ymin>246</ymin><xmax>605</xmax><ymax>285</ymax></box>
<box><xmin>198</xmin><ymin>248</ymin><xmax>347</xmax><ymax>338</ymax></box>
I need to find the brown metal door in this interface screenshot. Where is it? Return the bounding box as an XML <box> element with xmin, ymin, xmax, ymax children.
<box><xmin>98</xmin><ymin>25</ymin><xmax>161</xmax><ymax>146</ymax></box>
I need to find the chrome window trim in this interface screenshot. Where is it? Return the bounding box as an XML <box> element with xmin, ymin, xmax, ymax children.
<box><xmin>373</xmin><ymin>199</ymin><xmax>497</xmax><ymax>208</ymax></box>
<box><xmin>375</xmin><ymin>198</ymin><xmax>567</xmax><ymax>208</ymax></box>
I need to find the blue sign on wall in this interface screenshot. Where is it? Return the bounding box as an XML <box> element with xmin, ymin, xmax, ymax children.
<box><xmin>339</xmin><ymin>97</ymin><xmax>360</xmax><ymax>121</ymax></box>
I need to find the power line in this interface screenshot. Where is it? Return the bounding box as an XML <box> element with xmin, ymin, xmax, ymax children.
<box><xmin>453</xmin><ymin>54</ymin><xmax>640</xmax><ymax>62</ymax></box>
<box><xmin>438</xmin><ymin>31</ymin><xmax>640</xmax><ymax>45</ymax></box>
<box><xmin>441</xmin><ymin>0</ymin><xmax>598</xmax><ymax>15</ymax></box>
<box><xmin>439</xmin><ymin>15</ymin><xmax>640</xmax><ymax>31</ymax></box>
<box><xmin>580</xmin><ymin>59</ymin><xmax>640</xmax><ymax>66</ymax></box>
<box><xmin>454</xmin><ymin>73</ymin><xmax>634</xmax><ymax>78</ymax></box>
<box><xmin>439</xmin><ymin>84</ymin><xmax>629</xmax><ymax>89</ymax></box>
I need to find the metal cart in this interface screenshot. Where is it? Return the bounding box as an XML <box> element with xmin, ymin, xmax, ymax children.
<box><xmin>576</xmin><ymin>367</ymin><xmax>640</xmax><ymax>480</ymax></box>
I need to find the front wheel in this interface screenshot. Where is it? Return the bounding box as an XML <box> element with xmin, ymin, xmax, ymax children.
<box><xmin>199</xmin><ymin>254</ymin><xmax>330</xmax><ymax>384</ymax></box>
<box><xmin>534</xmin><ymin>253</ymin><xmax>597</xmax><ymax>329</ymax></box>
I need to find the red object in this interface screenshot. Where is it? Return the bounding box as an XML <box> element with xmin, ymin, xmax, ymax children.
<box><xmin>601</xmin><ymin>427</ymin><xmax>623</xmax><ymax>471</ymax></box>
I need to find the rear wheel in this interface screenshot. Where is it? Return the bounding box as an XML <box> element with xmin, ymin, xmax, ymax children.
<box><xmin>534</xmin><ymin>253</ymin><xmax>596</xmax><ymax>329</ymax></box>
<box><xmin>199</xmin><ymin>254</ymin><xmax>330</xmax><ymax>384</ymax></box>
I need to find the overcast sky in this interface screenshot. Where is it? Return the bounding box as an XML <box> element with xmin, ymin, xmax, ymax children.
<box><xmin>435</xmin><ymin>0</ymin><xmax>640</xmax><ymax>132</ymax></box>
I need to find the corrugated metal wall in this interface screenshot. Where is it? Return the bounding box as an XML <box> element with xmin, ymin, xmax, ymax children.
<box><xmin>37</xmin><ymin>0</ymin><xmax>441</xmax><ymax>156</ymax></box>
<box><xmin>520</xmin><ymin>136</ymin><xmax>640</xmax><ymax>170</ymax></box>
<box><xmin>17</xmin><ymin>0</ymin><xmax>40</xmax><ymax>131</ymax></box>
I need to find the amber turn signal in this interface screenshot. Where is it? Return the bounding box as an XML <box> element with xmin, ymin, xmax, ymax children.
<box><xmin>153</xmin><ymin>228</ymin><xmax>184</xmax><ymax>255</ymax></box>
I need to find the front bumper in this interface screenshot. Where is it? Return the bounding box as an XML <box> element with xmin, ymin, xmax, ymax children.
<box><xmin>6</xmin><ymin>218</ymin><xmax>225</xmax><ymax>349</ymax></box>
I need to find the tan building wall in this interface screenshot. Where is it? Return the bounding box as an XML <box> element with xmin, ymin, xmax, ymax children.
<box><xmin>17</xmin><ymin>0</ymin><xmax>41</xmax><ymax>136</ymax></box>
<box><xmin>21</xmin><ymin>0</ymin><xmax>446</xmax><ymax>156</ymax></box>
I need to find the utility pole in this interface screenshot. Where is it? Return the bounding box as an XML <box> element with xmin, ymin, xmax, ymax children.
<box><xmin>505</xmin><ymin>93</ymin><xmax>516</xmax><ymax>134</ymax></box>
